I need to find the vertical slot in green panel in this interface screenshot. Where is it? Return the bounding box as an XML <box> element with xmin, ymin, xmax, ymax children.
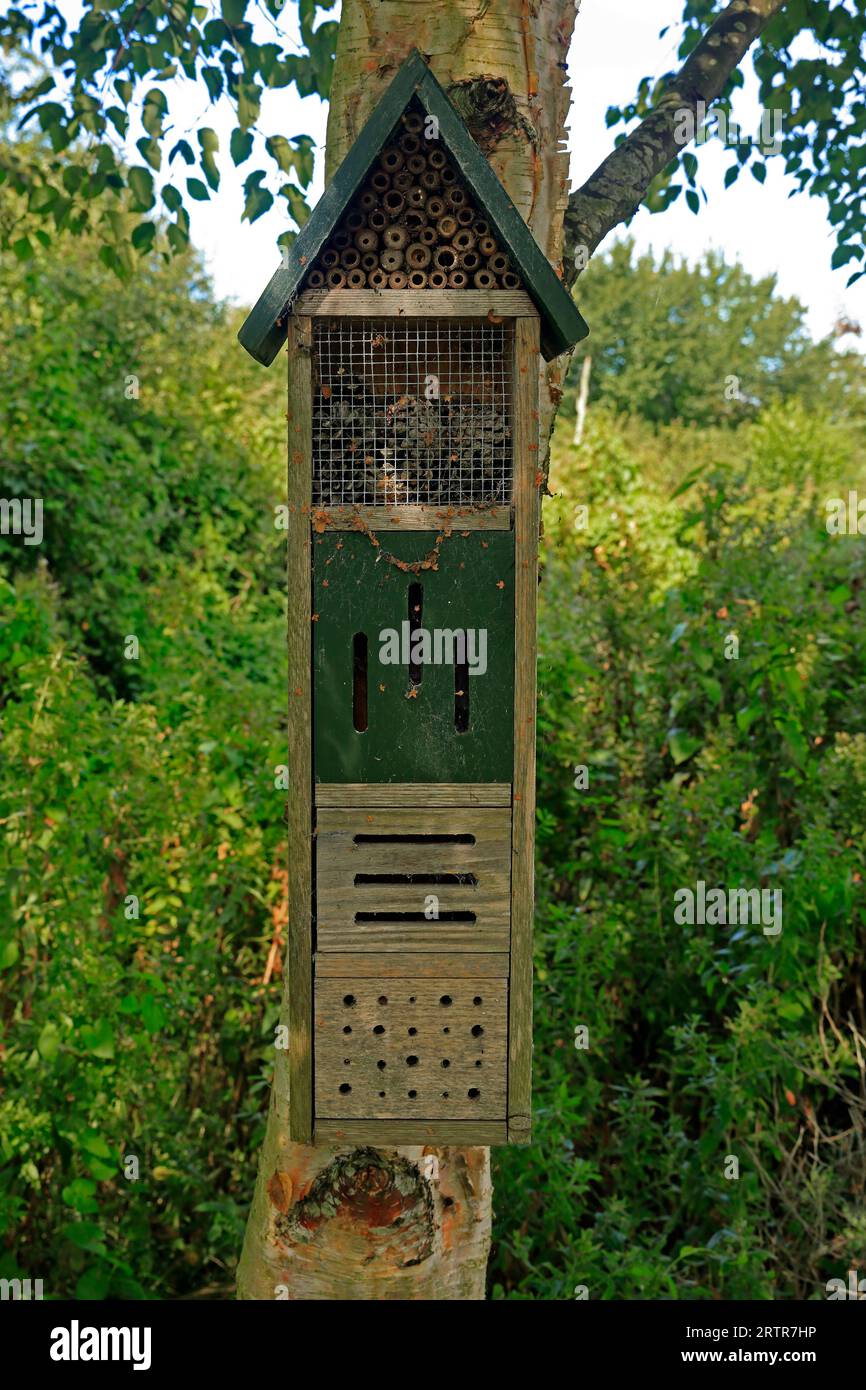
<box><xmin>313</xmin><ymin>529</ymin><xmax>514</xmax><ymax>782</ymax></box>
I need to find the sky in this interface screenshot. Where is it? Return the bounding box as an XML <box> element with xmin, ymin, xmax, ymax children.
<box><xmin>21</xmin><ymin>1</ymin><xmax>866</xmax><ymax>346</ymax></box>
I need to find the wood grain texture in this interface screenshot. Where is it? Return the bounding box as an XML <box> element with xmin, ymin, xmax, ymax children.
<box><xmin>311</xmin><ymin>504</ymin><xmax>512</xmax><ymax>532</ymax></box>
<box><xmin>316</xmin><ymin>806</ymin><xmax>511</xmax><ymax>952</ymax></box>
<box><xmin>508</xmin><ymin>316</ymin><xmax>540</xmax><ymax>1143</ymax></box>
<box><xmin>315</xmin><ymin>952</ymin><xmax>509</xmax><ymax>978</ymax></box>
<box><xmin>315</xmin><ymin>783</ymin><xmax>511</xmax><ymax>808</ymax></box>
<box><xmin>314</xmin><ymin>1119</ymin><xmax>508</xmax><ymax>1146</ymax></box>
<box><xmin>286</xmin><ymin>316</ymin><xmax>314</xmax><ymax>1143</ymax></box>
<box><xmin>296</xmin><ymin>288</ymin><xmax>536</xmax><ymax>318</ymax></box>
<box><xmin>315</xmin><ymin>976</ymin><xmax>507</xmax><ymax>1120</ymax></box>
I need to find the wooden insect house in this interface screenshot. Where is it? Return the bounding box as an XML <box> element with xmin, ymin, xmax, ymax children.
<box><xmin>240</xmin><ymin>50</ymin><xmax>588</xmax><ymax>1146</ymax></box>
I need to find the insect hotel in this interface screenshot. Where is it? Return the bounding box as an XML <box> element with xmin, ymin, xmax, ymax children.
<box><xmin>240</xmin><ymin>50</ymin><xmax>588</xmax><ymax>1146</ymax></box>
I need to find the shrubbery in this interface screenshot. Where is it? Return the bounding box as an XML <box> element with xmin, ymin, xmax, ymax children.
<box><xmin>2</xmin><ymin>224</ymin><xmax>864</xmax><ymax>1299</ymax></box>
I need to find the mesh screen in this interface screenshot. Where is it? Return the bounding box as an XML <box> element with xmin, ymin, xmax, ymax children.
<box><xmin>312</xmin><ymin>318</ymin><xmax>512</xmax><ymax>507</ymax></box>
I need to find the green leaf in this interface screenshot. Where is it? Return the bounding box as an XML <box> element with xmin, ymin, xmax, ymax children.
<box><xmin>667</xmin><ymin>729</ymin><xmax>701</xmax><ymax>765</ymax></box>
<box><xmin>142</xmin><ymin>87</ymin><xmax>168</xmax><ymax>138</ymax></box>
<box><xmin>242</xmin><ymin>170</ymin><xmax>273</xmax><ymax>223</ymax></box>
<box><xmin>80</xmin><ymin>1019</ymin><xmax>115</xmax><ymax>1059</ymax></box>
<box><xmin>169</xmin><ymin>139</ymin><xmax>195</xmax><ymax>166</ymax></box>
<box><xmin>62</xmin><ymin>1178</ymin><xmax>99</xmax><ymax>1214</ymax></box>
<box><xmin>79</xmin><ymin>1131</ymin><xmax>113</xmax><ymax>1159</ymax></box>
<box><xmin>685</xmin><ymin>189</ymin><xmax>700</xmax><ymax>215</ymax></box>
<box><xmin>698</xmin><ymin>675</ymin><xmax>722</xmax><ymax>706</ymax></box>
<box><xmin>221</xmin><ymin>0</ymin><xmax>249</xmax><ymax>21</ymax></box>
<box><xmin>127</xmin><ymin>167</ymin><xmax>155</xmax><ymax>211</ymax></box>
<box><xmin>198</xmin><ymin>128</ymin><xmax>220</xmax><ymax>190</ymax></box>
<box><xmin>76</xmin><ymin>1266</ymin><xmax>111</xmax><ymax>1300</ymax></box>
<box><xmin>106</xmin><ymin>106</ymin><xmax>129</xmax><ymax>138</ymax></box>
<box><xmin>187</xmin><ymin>178</ymin><xmax>211</xmax><ymax>201</ymax></box>
<box><xmin>38</xmin><ymin>1021</ymin><xmax>61</xmax><ymax>1061</ymax></box>
<box><xmin>61</xmin><ymin>1222</ymin><xmax>106</xmax><ymax>1254</ymax></box>
<box><xmin>136</xmin><ymin>137</ymin><xmax>161</xmax><ymax>172</ymax></box>
<box><xmin>736</xmin><ymin>704</ymin><xmax>763</xmax><ymax>734</ymax></box>
<box><xmin>131</xmin><ymin>221</ymin><xmax>156</xmax><ymax>253</ymax></box>
<box><xmin>237</xmin><ymin>81</ymin><xmax>262</xmax><ymax>132</ymax></box>
<box><xmin>230</xmin><ymin>128</ymin><xmax>254</xmax><ymax>165</ymax></box>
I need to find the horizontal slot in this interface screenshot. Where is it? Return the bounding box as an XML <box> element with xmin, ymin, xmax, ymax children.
<box><xmin>354</xmin><ymin>873</ymin><xmax>478</xmax><ymax>886</ymax></box>
<box><xmin>353</xmin><ymin>833</ymin><xmax>475</xmax><ymax>845</ymax></box>
<box><xmin>354</xmin><ymin>911</ymin><xmax>477</xmax><ymax>923</ymax></box>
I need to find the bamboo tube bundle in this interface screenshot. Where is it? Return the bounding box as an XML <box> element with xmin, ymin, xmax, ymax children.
<box><xmin>301</xmin><ymin>103</ymin><xmax>527</xmax><ymax>296</ymax></box>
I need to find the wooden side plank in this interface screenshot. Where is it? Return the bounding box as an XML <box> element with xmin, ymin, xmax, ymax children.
<box><xmin>315</xmin><ymin>952</ymin><xmax>508</xmax><ymax>978</ymax></box>
<box><xmin>296</xmin><ymin>289</ymin><xmax>534</xmax><ymax>318</ymax></box>
<box><xmin>315</xmin><ymin>1119</ymin><xmax>508</xmax><ymax>1145</ymax></box>
<box><xmin>286</xmin><ymin>317</ymin><xmax>314</xmax><ymax>1143</ymax></box>
<box><xmin>311</xmin><ymin>504</ymin><xmax>511</xmax><ymax>533</ymax></box>
<box><xmin>508</xmin><ymin>317</ymin><xmax>540</xmax><ymax>1143</ymax></box>
<box><xmin>315</xmin><ymin>783</ymin><xmax>512</xmax><ymax>808</ymax></box>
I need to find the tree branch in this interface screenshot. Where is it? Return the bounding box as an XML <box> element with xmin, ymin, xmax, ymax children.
<box><xmin>564</xmin><ymin>0</ymin><xmax>794</xmax><ymax>284</ymax></box>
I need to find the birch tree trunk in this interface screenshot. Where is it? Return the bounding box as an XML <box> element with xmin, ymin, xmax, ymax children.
<box><xmin>236</xmin><ymin>0</ymin><xmax>579</xmax><ymax>1301</ymax></box>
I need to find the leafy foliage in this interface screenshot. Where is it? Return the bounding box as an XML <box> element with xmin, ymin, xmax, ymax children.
<box><xmin>607</xmin><ymin>0</ymin><xmax>866</xmax><ymax>284</ymax></box>
<box><xmin>564</xmin><ymin>239</ymin><xmax>864</xmax><ymax>428</ymax></box>
<box><xmin>0</xmin><ymin>0</ymin><xmax>335</xmax><ymax>270</ymax></box>
<box><xmin>0</xmin><ymin>212</ymin><xmax>287</xmax><ymax>1299</ymax></box>
<box><xmin>490</xmin><ymin>394</ymin><xmax>866</xmax><ymax>1300</ymax></box>
<box><xmin>2</xmin><ymin>147</ymin><xmax>865</xmax><ymax>1303</ymax></box>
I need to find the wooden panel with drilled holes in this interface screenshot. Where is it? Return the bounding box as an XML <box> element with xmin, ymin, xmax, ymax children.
<box><xmin>315</xmin><ymin>975</ymin><xmax>507</xmax><ymax>1121</ymax></box>
<box><xmin>316</xmin><ymin>806</ymin><xmax>511</xmax><ymax>952</ymax></box>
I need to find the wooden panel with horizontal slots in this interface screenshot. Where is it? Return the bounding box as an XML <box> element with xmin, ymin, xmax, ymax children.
<box><xmin>316</xmin><ymin>805</ymin><xmax>511</xmax><ymax>952</ymax></box>
<box><xmin>315</xmin><ymin>975</ymin><xmax>507</xmax><ymax>1121</ymax></box>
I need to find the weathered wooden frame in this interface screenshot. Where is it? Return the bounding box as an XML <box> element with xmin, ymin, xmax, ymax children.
<box><xmin>285</xmin><ymin>295</ymin><xmax>540</xmax><ymax>1146</ymax></box>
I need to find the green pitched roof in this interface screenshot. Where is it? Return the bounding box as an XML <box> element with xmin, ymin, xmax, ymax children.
<box><xmin>238</xmin><ymin>50</ymin><xmax>588</xmax><ymax>364</ymax></box>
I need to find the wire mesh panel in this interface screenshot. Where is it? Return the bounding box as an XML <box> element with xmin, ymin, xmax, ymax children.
<box><xmin>312</xmin><ymin>317</ymin><xmax>513</xmax><ymax>507</ymax></box>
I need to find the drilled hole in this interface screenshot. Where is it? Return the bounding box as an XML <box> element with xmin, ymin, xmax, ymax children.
<box><xmin>354</xmin><ymin>872</ymin><xmax>477</xmax><ymax>886</ymax></box>
<box><xmin>441</xmin><ymin>1059</ymin><xmax>450</xmax><ymax>1068</ymax></box>
<box><xmin>352</xmin><ymin>632</ymin><xmax>368</xmax><ymax>733</ymax></box>
<box><xmin>473</xmin><ymin>996</ymin><xmax>483</xmax><ymax>1005</ymax></box>
<box><xmin>378</xmin><ymin>995</ymin><xmax>388</xmax><ymax>1005</ymax></box>
<box><xmin>377</xmin><ymin>1060</ymin><xmax>386</xmax><ymax>1070</ymax></box>
<box><xmin>440</xmin><ymin>995</ymin><xmax>452</xmax><ymax>1007</ymax></box>
<box><xmin>471</xmin><ymin>1025</ymin><xmax>484</xmax><ymax>1038</ymax></box>
<box><xmin>443</xmin><ymin>1027</ymin><xmax>450</xmax><ymax>1035</ymax></box>
<box><xmin>343</xmin><ymin>1026</ymin><xmax>352</xmax><ymax>1035</ymax></box>
<box><xmin>455</xmin><ymin>639</ymin><xmax>470</xmax><ymax>733</ymax></box>
<box><xmin>406</xmin><ymin>1056</ymin><xmax>419</xmax><ymax>1067</ymax></box>
<box><xmin>343</xmin><ymin>994</ymin><xmax>356</xmax><ymax>1007</ymax></box>
<box><xmin>408</xmin><ymin>581</ymin><xmax>423</xmax><ymax>685</ymax></box>
<box><xmin>353</xmin><ymin>833</ymin><xmax>475</xmax><ymax>845</ymax></box>
<box><xmin>355</xmin><ymin>911</ymin><xmax>476</xmax><ymax>923</ymax></box>
<box><xmin>408</xmin><ymin>1027</ymin><xmax>417</xmax><ymax>1036</ymax></box>
<box><xmin>373</xmin><ymin>1024</ymin><xmax>385</xmax><ymax>1035</ymax></box>
<box><xmin>468</xmin><ymin>1088</ymin><xmax>480</xmax><ymax>1100</ymax></box>
<box><xmin>408</xmin><ymin>1090</ymin><xmax>417</xmax><ymax>1099</ymax></box>
<box><xmin>339</xmin><ymin>1084</ymin><xmax>351</xmax><ymax>1094</ymax></box>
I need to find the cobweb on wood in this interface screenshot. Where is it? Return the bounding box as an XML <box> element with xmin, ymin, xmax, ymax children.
<box><xmin>312</xmin><ymin>317</ymin><xmax>512</xmax><ymax>507</ymax></box>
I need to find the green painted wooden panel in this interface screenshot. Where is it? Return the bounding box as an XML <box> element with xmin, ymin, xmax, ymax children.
<box><xmin>313</xmin><ymin>530</ymin><xmax>515</xmax><ymax>783</ymax></box>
